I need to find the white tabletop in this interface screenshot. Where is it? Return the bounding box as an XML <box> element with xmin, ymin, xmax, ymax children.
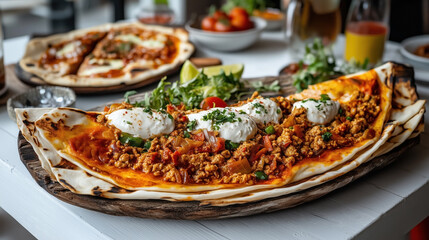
<box><xmin>0</xmin><ymin>32</ymin><xmax>428</xmax><ymax>240</ymax></box>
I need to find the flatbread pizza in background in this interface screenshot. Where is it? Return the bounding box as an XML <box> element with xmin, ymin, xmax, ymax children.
<box><xmin>19</xmin><ymin>22</ymin><xmax>194</xmax><ymax>87</ymax></box>
<box><xmin>15</xmin><ymin>62</ymin><xmax>425</xmax><ymax>207</ymax></box>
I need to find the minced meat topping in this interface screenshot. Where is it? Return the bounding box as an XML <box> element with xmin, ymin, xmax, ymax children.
<box><xmin>92</xmin><ymin>91</ymin><xmax>380</xmax><ymax>185</ymax></box>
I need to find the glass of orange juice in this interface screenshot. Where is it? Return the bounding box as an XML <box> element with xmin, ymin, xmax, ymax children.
<box><xmin>344</xmin><ymin>0</ymin><xmax>390</xmax><ymax>65</ymax></box>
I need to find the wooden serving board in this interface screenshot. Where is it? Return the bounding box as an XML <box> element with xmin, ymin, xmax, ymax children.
<box><xmin>17</xmin><ymin>133</ymin><xmax>419</xmax><ymax>220</ymax></box>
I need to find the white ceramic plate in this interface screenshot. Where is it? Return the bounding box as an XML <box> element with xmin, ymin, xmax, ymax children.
<box><xmin>400</xmin><ymin>35</ymin><xmax>429</xmax><ymax>82</ymax></box>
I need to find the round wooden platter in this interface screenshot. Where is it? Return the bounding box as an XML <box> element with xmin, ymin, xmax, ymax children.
<box><xmin>17</xmin><ymin>133</ymin><xmax>419</xmax><ymax>220</ymax></box>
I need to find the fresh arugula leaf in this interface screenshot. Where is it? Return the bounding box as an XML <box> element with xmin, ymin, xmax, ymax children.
<box><xmin>251</xmin><ymin>80</ymin><xmax>281</xmax><ymax>93</ymax></box>
<box><xmin>124</xmin><ymin>90</ymin><xmax>137</xmax><ymax>103</ymax></box>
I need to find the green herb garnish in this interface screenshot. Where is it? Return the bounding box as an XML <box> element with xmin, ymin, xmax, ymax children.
<box><xmin>251</xmin><ymin>80</ymin><xmax>281</xmax><ymax>93</ymax></box>
<box><xmin>320</xmin><ymin>94</ymin><xmax>330</xmax><ymax>101</ymax></box>
<box><xmin>255</xmin><ymin>170</ymin><xmax>268</xmax><ymax>180</ymax></box>
<box><xmin>322</xmin><ymin>132</ymin><xmax>332</xmax><ymax>142</ymax></box>
<box><xmin>183</xmin><ymin>131</ymin><xmax>190</xmax><ymax>138</ymax></box>
<box><xmin>187</xmin><ymin>120</ymin><xmax>197</xmax><ymax>130</ymax></box>
<box><xmin>119</xmin><ymin>133</ymin><xmax>143</xmax><ymax>147</ymax></box>
<box><xmin>202</xmin><ymin>109</ymin><xmax>238</xmax><ymax>130</ymax></box>
<box><xmin>225</xmin><ymin>140</ymin><xmax>240</xmax><ymax>150</ymax></box>
<box><xmin>253</xmin><ymin>102</ymin><xmax>268</xmax><ymax>114</ymax></box>
<box><xmin>292</xmin><ymin>38</ymin><xmax>370</xmax><ymax>92</ymax></box>
<box><xmin>265</xmin><ymin>125</ymin><xmax>275</xmax><ymax>134</ymax></box>
<box><xmin>346</xmin><ymin>116</ymin><xmax>352</xmax><ymax>121</ymax></box>
<box><xmin>144</xmin><ymin>140</ymin><xmax>151</xmax><ymax>150</ymax></box>
<box><xmin>124</xmin><ymin>90</ymin><xmax>137</xmax><ymax>103</ymax></box>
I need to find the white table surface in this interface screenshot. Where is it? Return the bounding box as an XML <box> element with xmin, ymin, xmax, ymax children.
<box><xmin>0</xmin><ymin>32</ymin><xmax>428</xmax><ymax>240</ymax></box>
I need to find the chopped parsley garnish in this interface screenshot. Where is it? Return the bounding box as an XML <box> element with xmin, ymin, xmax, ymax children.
<box><xmin>301</xmin><ymin>98</ymin><xmax>318</xmax><ymax>103</ymax></box>
<box><xmin>289</xmin><ymin>126</ymin><xmax>294</xmax><ymax>129</ymax></box>
<box><xmin>322</xmin><ymin>132</ymin><xmax>332</xmax><ymax>142</ymax></box>
<box><xmin>183</xmin><ymin>131</ymin><xmax>190</xmax><ymax>138</ymax></box>
<box><xmin>143</xmin><ymin>107</ymin><xmax>152</xmax><ymax>115</ymax></box>
<box><xmin>255</xmin><ymin>171</ymin><xmax>268</xmax><ymax>180</ymax></box>
<box><xmin>144</xmin><ymin>140</ymin><xmax>151</xmax><ymax>150</ymax></box>
<box><xmin>346</xmin><ymin>116</ymin><xmax>352</xmax><ymax>121</ymax></box>
<box><xmin>202</xmin><ymin>109</ymin><xmax>238</xmax><ymax>130</ymax></box>
<box><xmin>253</xmin><ymin>102</ymin><xmax>268</xmax><ymax>114</ymax></box>
<box><xmin>338</xmin><ymin>108</ymin><xmax>344</xmax><ymax>115</ymax></box>
<box><xmin>126</xmin><ymin>121</ymin><xmax>132</xmax><ymax>125</ymax></box>
<box><xmin>320</xmin><ymin>94</ymin><xmax>331</xmax><ymax>101</ymax></box>
<box><xmin>239</xmin><ymin>110</ymin><xmax>246</xmax><ymax>114</ymax></box>
<box><xmin>225</xmin><ymin>140</ymin><xmax>240</xmax><ymax>150</ymax></box>
<box><xmin>277</xmin><ymin>108</ymin><xmax>281</xmax><ymax>114</ymax></box>
<box><xmin>187</xmin><ymin>120</ymin><xmax>197</xmax><ymax>130</ymax></box>
<box><xmin>168</xmin><ymin>114</ymin><xmax>173</xmax><ymax>120</ymax></box>
<box><xmin>265</xmin><ymin>125</ymin><xmax>275</xmax><ymax>134</ymax></box>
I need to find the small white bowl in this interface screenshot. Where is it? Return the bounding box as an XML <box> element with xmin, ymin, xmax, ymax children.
<box><xmin>253</xmin><ymin>8</ymin><xmax>284</xmax><ymax>31</ymax></box>
<box><xmin>400</xmin><ymin>35</ymin><xmax>429</xmax><ymax>69</ymax></box>
<box><xmin>185</xmin><ymin>17</ymin><xmax>266</xmax><ymax>52</ymax></box>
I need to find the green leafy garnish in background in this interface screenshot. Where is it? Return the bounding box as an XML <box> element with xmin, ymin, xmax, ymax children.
<box><xmin>222</xmin><ymin>0</ymin><xmax>266</xmax><ymax>14</ymax></box>
<box><xmin>124</xmin><ymin>70</ymin><xmax>280</xmax><ymax>110</ymax></box>
<box><xmin>292</xmin><ymin>38</ymin><xmax>370</xmax><ymax>92</ymax></box>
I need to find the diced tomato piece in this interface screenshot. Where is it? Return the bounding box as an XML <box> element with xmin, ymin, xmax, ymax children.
<box><xmin>263</xmin><ymin>135</ymin><xmax>273</xmax><ymax>152</ymax></box>
<box><xmin>200</xmin><ymin>96</ymin><xmax>227</xmax><ymax>110</ymax></box>
<box><xmin>251</xmin><ymin>148</ymin><xmax>267</xmax><ymax>163</ymax></box>
<box><xmin>103</xmin><ymin>106</ymin><xmax>110</xmax><ymax>112</ymax></box>
<box><xmin>172</xmin><ymin>151</ymin><xmax>181</xmax><ymax>166</ymax></box>
<box><xmin>180</xmin><ymin>115</ymin><xmax>188</xmax><ymax>122</ymax></box>
<box><xmin>212</xmin><ymin>137</ymin><xmax>225</xmax><ymax>152</ymax></box>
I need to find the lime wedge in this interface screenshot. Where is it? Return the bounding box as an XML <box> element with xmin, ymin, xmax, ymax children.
<box><xmin>203</xmin><ymin>63</ymin><xmax>244</xmax><ymax>79</ymax></box>
<box><xmin>180</xmin><ymin>60</ymin><xmax>200</xmax><ymax>84</ymax></box>
<box><xmin>180</xmin><ymin>61</ymin><xmax>245</xmax><ymax>84</ymax></box>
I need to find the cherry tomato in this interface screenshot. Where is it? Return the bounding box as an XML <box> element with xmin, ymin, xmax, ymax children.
<box><xmin>200</xmin><ymin>97</ymin><xmax>227</xmax><ymax>110</ymax></box>
<box><xmin>201</xmin><ymin>16</ymin><xmax>216</xmax><ymax>31</ymax></box>
<box><xmin>213</xmin><ymin>10</ymin><xmax>229</xmax><ymax>20</ymax></box>
<box><xmin>229</xmin><ymin>7</ymin><xmax>249</xmax><ymax>19</ymax></box>
<box><xmin>214</xmin><ymin>19</ymin><xmax>234</xmax><ymax>32</ymax></box>
<box><xmin>230</xmin><ymin>15</ymin><xmax>253</xmax><ymax>31</ymax></box>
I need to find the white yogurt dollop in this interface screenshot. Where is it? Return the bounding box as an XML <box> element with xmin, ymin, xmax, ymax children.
<box><xmin>235</xmin><ymin>98</ymin><xmax>282</xmax><ymax>125</ymax></box>
<box><xmin>187</xmin><ymin>108</ymin><xmax>257</xmax><ymax>143</ymax></box>
<box><xmin>293</xmin><ymin>99</ymin><xmax>340</xmax><ymax>125</ymax></box>
<box><xmin>106</xmin><ymin>108</ymin><xmax>174</xmax><ymax>139</ymax></box>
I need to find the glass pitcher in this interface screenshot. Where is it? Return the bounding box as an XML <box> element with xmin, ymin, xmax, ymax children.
<box><xmin>285</xmin><ymin>0</ymin><xmax>341</xmax><ymax>55</ymax></box>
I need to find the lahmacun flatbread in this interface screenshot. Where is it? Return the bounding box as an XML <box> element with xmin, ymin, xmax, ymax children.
<box><xmin>16</xmin><ymin>62</ymin><xmax>425</xmax><ymax>205</ymax></box>
<box><xmin>19</xmin><ymin>22</ymin><xmax>194</xmax><ymax>87</ymax></box>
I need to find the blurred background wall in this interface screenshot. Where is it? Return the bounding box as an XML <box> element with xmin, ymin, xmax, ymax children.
<box><xmin>0</xmin><ymin>0</ymin><xmax>427</xmax><ymax>42</ymax></box>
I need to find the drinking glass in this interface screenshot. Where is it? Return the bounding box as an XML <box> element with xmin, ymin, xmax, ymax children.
<box><xmin>285</xmin><ymin>0</ymin><xmax>341</xmax><ymax>56</ymax></box>
<box><xmin>344</xmin><ymin>0</ymin><xmax>390</xmax><ymax>65</ymax></box>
